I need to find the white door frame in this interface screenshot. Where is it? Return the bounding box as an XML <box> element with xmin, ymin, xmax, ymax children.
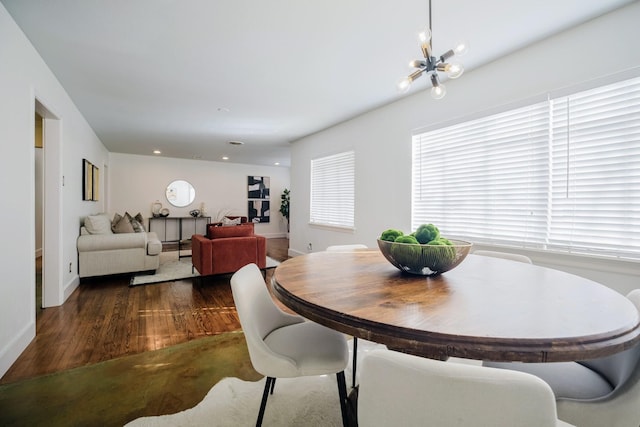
<box><xmin>35</xmin><ymin>99</ymin><xmax>63</xmax><ymax>307</ymax></box>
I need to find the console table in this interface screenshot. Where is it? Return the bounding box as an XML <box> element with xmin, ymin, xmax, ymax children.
<box><xmin>148</xmin><ymin>216</ymin><xmax>211</xmax><ymax>258</ymax></box>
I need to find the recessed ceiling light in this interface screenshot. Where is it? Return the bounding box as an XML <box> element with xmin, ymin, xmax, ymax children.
<box><xmin>274</xmin><ymin>162</ymin><xmax>280</xmax><ymax>166</ymax></box>
<box><xmin>229</xmin><ymin>141</ymin><xmax>244</xmax><ymax>146</ymax></box>
<box><xmin>222</xmin><ymin>156</ymin><xmax>229</xmax><ymax>160</ymax></box>
<box><xmin>153</xmin><ymin>150</ymin><xmax>161</xmax><ymax>155</ymax></box>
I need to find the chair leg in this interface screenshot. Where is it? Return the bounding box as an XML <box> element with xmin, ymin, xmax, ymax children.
<box><xmin>270</xmin><ymin>377</ymin><xmax>276</xmax><ymax>394</ymax></box>
<box><xmin>352</xmin><ymin>337</ymin><xmax>358</xmax><ymax>388</ymax></box>
<box><xmin>336</xmin><ymin>371</ymin><xmax>349</xmax><ymax>427</ymax></box>
<box><xmin>257</xmin><ymin>377</ymin><xmax>274</xmax><ymax>427</ymax></box>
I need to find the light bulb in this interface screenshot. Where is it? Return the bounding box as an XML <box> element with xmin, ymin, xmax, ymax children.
<box><xmin>397</xmin><ymin>77</ymin><xmax>412</xmax><ymax>93</ymax></box>
<box><xmin>453</xmin><ymin>41</ymin><xmax>469</xmax><ymax>56</ymax></box>
<box><xmin>417</xmin><ymin>28</ymin><xmax>431</xmax><ymax>44</ymax></box>
<box><xmin>447</xmin><ymin>63</ymin><xmax>464</xmax><ymax>79</ymax></box>
<box><xmin>431</xmin><ymin>83</ymin><xmax>446</xmax><ymax>99</ymax></box>
<box><xmin>418</xmin><ymin>29</ymin><xmax>432</xmax><ymax>59</ymax></box>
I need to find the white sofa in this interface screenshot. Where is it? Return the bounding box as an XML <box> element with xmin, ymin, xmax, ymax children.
<box><xmin>77</xmin><ymin>213</ymin><xmax>162</xmax><ymax>278</ymax></box>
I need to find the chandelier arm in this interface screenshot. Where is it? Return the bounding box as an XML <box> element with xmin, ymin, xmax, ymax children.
<box><xmin>408</xmin><ymin>69</ymin><xmax>425</xmax><ymax>81</ymax></box>
<box><xmin>440</xmin><ymin>49</ymin><xmax>455</xmax><ymax>62</ymax></box>
<box><xmin>421</xmin><ymin>44</ymin><xmax>428</xmax><ymax>59</ymax></box>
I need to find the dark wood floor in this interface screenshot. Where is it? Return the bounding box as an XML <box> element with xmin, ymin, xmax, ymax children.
<box><xmin>0</xmin><ymin>238</ymin><xmax>289</xmax><ymax>385</ymax></box>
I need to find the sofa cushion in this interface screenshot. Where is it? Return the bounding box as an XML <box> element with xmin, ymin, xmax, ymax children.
<box><xmin>207</xmin><ymin>222</ymin><xmax>254</xmax><ymax>239</ymax></box>
<box><xmin>77</xmin><ymin>231</ymin><xmax>148</xmax><ymax>252</ymax></box>
<box><xmin>84</xmin><ymin>213</ymin><xmax>113</xmax><ymax>235</ymax></box>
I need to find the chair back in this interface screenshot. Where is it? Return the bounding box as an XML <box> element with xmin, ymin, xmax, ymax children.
<box><xmin>578</xmin><ymin>289</ymin><xmax>640</xmax><ymax>390</ymax></box>
<box><xmin>473</xmin><ymin>249</ymin><xmax>532</xmax><ymax>264</ymax></box>
<box><xmin>358</xmin><ymin>349</ymin><xmax>563</xmax><ymax>427</ymax></box>
<box><xmin>230</xmin><ymin>263</ymin><xmax>304</xmax><ymax>376</ymax></box>
<box><xmin>326</xmin><ymin>244</ymin><xmax>368</xmax><ymax>251</ymax></box>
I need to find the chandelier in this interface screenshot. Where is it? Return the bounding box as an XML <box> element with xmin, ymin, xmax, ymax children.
<box><xmin>397</xmin><ymin>0</ymin><xmax>468</xmax><ymax>99</ymax></box>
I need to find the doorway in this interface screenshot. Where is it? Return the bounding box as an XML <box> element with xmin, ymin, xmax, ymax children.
<box><xmin>35</xmin><ymin>99</ymin><xmax>62</xmax><ymax>309</ymax></box>
<box><xmin>34</xmin><ymin>111</ymin><xmax>43</xmax><ymax>315</ymax></box>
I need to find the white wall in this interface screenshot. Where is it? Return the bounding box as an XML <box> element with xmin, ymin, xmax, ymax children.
<box><xmin>0</xmin><ymin>3</ymin><xmax>110</xmax><ymax>377</ymax></box>
<box><xmin>289</xmin><ymin>2</ymin><xmax>640</xmax><ymax>294</ymax></box>
<box><xmin>109</xmin><ymin>153</ymin><xmax>290</xmax><ymax>237</ymax></box>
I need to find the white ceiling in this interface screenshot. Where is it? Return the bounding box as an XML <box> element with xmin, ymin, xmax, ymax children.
<box><xmin>2</xmin><ymin>0</ymin><xmax>635</xmax><ymax>167</ymax></box>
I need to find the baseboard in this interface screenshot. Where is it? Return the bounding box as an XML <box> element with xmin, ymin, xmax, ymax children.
<box><xmin>0</xmin><ymin>320</ymin><xmax>35</xmax><ymax>379</ymax></box>
<box><xmin>288</xmin><ymin>248</ymin><xmax>305</xmax><ymax>257</ymax></box>
<box><xmin>263</xmin><ymin>232</ymin><xmax>288</xmax><ymax>239</ymax></box>
<box><xmin>64</xmin><ymin>275</ymin><xmax>80</xmax><ymax>303</ymax></box>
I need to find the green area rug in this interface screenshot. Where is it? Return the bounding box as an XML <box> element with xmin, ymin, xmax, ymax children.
<box><xmin>0</xmin><ymin>332</ymin><xmax>260</xmax><ymax>427</ymax></box>
<box><xmin>127</xmin><ymin>339</ymin><xmax>370</xmax><ymax>427</ymax></box>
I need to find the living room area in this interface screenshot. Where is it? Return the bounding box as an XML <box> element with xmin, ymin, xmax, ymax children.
<box><xmin>76</xmin><ymin>153</ymin><xmax>291</xmax><ymax>281</ymax></box>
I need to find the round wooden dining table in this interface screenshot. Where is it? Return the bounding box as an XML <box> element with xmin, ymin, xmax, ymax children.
<box><xmin>271</xmin><ymin>250</ymin><xmax>640</xmax><ymax>362</ymax></box>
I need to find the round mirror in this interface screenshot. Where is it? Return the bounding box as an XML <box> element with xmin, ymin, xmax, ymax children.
<box><xmin>166</xmin><ymin>180</ymin><xmax>195</xmax><ymax>207</ymax></box>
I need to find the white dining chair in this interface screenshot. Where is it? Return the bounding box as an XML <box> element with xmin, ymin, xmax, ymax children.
<box><xmin>358</xmin><ymin>349</ymin><xmax>573</xmax><ymax>427</ymax></box>
<box><xmin>484</xmin><ymin>289</ymin><xmax>640</xmax><ymax>427</ymax></box>
<box><xmin>326</xmin><ymin>243</ymin><xmax>371</xmax><ymax>388</ymax></box>
<box><xmin>230</xmin><ymin>263</ymin><xmax>350</xmax><ymax>427</ymax></box>
<box><xmin>326</xmin><ymin>244</ymin><xmax>368</xmax><ymax>252</ymax></box>
<box><xmin>473</xmin><ymin>249</ymin><xmax>533</xmax><ymax>264</ymax></box>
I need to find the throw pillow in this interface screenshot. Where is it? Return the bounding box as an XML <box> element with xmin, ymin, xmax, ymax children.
<box><xmin>207</xmin><ymin>223</ymin><xmax>254</xmax><ymax>239</ymax></box>
<box><xmin>127</xmin><ymin>212</ymin><xmax>145</xmax><ymax>233</ymax></box>
<box><xmin>222</xmin><ymin>216</ymin><xmax>242</xmax><ymax>226</ymax></box>
<box><xmin>112</xmin><ymin>212</ymin><xmax>135</xmax><ymax>234</ymax></box>
<box><xmin>134</xmin><ymin>212</ymin><xmax>146</xmax><ymax>232</ymax></box>
<box><xmin>84</xmin><ymin>213</ymin><xmax>113</xmax><ymax>235</ymax></box>
<box><xmin>111</xmin><ymin>213</ymin><xmax>123</xmax><ymax>230</ymax></box>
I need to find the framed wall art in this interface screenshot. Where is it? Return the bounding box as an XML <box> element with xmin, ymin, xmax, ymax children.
<box><xmin>83</xmin><ymin>159</ymin><xmax>93</xmax><ymax>201</ymax></box>
<box><xmin>247</xmin><ymin>176</ymin><xmax>270</xmax><ymax>223</ymax></box>
<box><xmin>83</xmin><ymin>159</ymin><xmax>99</xmax><ymax>201</ymax></box>
<box><xmin>92</xmin><ymin>164</ymin><xmax>99</xmax><ymax>201</ymax></box>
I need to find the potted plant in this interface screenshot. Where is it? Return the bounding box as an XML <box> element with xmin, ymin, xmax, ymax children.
<box><xmin>280</xmin><ymin>188</ymin><xmax>290</xmax><ymax>235</ymax></box>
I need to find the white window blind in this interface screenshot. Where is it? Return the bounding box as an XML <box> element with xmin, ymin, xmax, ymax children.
<box><xmin>413</xmin><ymin>76</ymin><xmax>640</xmax><ymax>261</ymax></box>
<box><xmin>548</xmin><ymin>78</ymin><xmax>640</xmax><ymax>258</ymax></box>
<box><xmin>413</xmin><ymin>102</ymin><xmax>550</xmax><ymax>247</ymax></box>
<box><xmin>310</xmin><ymin>150</ymin><xmax>355</xmax><ymax>229</ymax></box>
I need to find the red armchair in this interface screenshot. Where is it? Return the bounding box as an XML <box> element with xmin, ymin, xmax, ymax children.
<box><xmin>192</xmin><ymin>222</ymin><xmax>266</xmax><ymax>276</ymax></box>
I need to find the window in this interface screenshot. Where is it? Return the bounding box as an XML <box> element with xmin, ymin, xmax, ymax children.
<box><xmin>310</xmin><ymin>150</ymin><xmax>355</xmax><ymax>229</ymax></box>
<box><xmin>412</xmin><ymin>76</ymin><xmax>640</xmax><ymax>261</ymax></box>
